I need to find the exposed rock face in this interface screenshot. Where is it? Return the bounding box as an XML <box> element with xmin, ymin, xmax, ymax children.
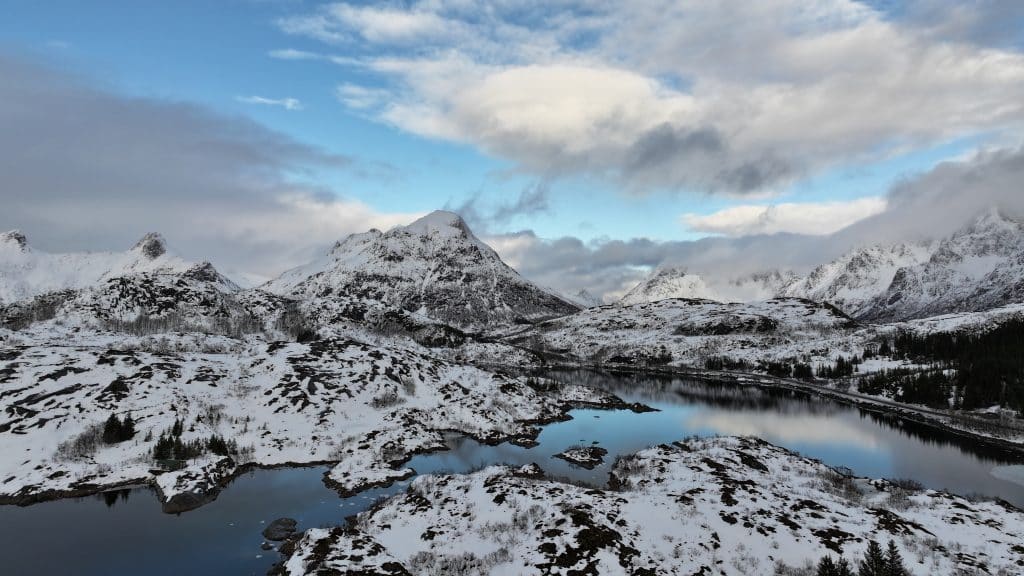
<box><xmin>0</xmin><ymin>230</ymin><xmax>27</xmax><ymax>250</ymax></box>
<box><xmin>132</xmin><ymin>232</ymin><xmax>167</xmax><ymax>259</ymax></box>
<box><xmin>264</xmin><ymin>211</ymin><xmax>579</xmax><ymax>331</ymax></box>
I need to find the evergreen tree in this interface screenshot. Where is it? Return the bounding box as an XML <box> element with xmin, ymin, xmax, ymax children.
<box><xmin>121</xmin><ymin>413</ymin><xmax>136</xmax><ymax>441</ymax></box>
<box><xmin>885</xmin><ymin>540</ymin><xmax>907</xmax><ymax>576</ymax></box>
<box><xmin>102</xmin><ymin>413</ymin><xmax>123</xmax><ymax>444</ymax></box>
<box><xmin>816</xmin><ymin>555</ymin><xmax>838</xmax><ymax>576</ymax></box>
<box><xmin>859</xmin><ymin>541</ymin><xmax>887</xmax><ymax>576</ymax></box>
<box><xmin>816</xmin><ymin>555</ymin><xmax>855</xmax><ymax>576</ymax></box>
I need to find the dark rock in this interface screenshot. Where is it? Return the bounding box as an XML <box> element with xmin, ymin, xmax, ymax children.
<box><xmin>263</xmin><ymin>517</ymin><xmax>298</xmax><ymax>541</ymax></box>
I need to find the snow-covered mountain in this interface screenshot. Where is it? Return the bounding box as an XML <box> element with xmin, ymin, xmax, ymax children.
<box><xmin>780</xmin><ymin>242</ymin><xmax>934</xmax><ymax>318</ymax></box>
<box><xmin>619</xmin><ymin>267</ymin><xmax>796</xmax><ymax>306</ymax></box>
<box><xmin>784</xmin><ymin>208</ymin><xmax>1024</xmax><ymax>321</ymax></box>
<box><xmin>618</xmin><ymin>208</ymin><xmax>1024</xmax><ymax>322</ymax></box>
<box><xmin>565</xmin><ymin>289</ymin><xmax>605</xmax><ymax>308</ymax></box>
<box><xmin>0</xmin><ymin>231</ymin><xmax>233</xmax><ymax>305</ymax></box>
<box><xmin>264</xmin><ymin>211</ymin><xmax>579</xmax><ymax>331</ymax></box>
<box><xmin>0</xmin><ymin>231</ymin><xmax>244</xmax><ymax>331</ymax></box>
<box><xmin>619</xmin><ymin>267</ymin><xmax>716</xmax><ymax>305</ymax></box>
<box><xmin>857</xmin><ymin>208</ymin><xmax>1024</xmax><ymax>321</ymax></box>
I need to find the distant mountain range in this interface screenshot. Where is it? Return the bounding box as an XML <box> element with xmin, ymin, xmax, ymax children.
<box><xmin>3</xmin><ymin>207</ymin><xmax>1023</xmax><ymax>330</ymax></box>
<box><xmin>1</xmin><ymin>211</ymin><xmax>577</xmax><ymax>333</ymax></box>
<box><xmin>618</xmin><ymin>208</ymin><xmax>1024</xmax><ymax>322</ymax></box>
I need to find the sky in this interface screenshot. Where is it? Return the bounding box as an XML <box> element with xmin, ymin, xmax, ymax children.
<box><xmin>1</xmin><ymin>0</ymin><xmax>1023</xmax><ymax>299</ymax></box>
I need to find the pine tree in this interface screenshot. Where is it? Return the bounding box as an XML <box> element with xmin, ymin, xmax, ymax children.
<box><xmin>102</xmin><ymin>413</ymin><xmax>123</xmax><ymax>444</ymax></box>
<box><xmin>885</xmin><ymin>540</ymin><xmax>907</xmax><ymax>576</ymax></box>
<box><xmin>816</xmin><ymin>555</ymin><xmax>855</xmax><ymax>576</ymax></box>
<box><xmin>121</xmin><ymin>413</ymin><xmax>136</xmax><ymax>441</ymax></box>
<box><xmin>817</xmin><ymin>555</ymin><xmax>838</xmax><ymax>576</ymax></box>
<box><xmin>859</xmin><ymin>541</ymin><xmax>887</xmax><ymax>576</ymax></box>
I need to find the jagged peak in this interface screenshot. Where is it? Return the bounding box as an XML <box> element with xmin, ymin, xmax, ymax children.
<box><xmin>1</xmin><ymin>230</ymin><xmax>28</xmax><ymax>250</ymax></box>
<box><xmin>131</xmin><ymin>232</ymin><xmax>167</xmax><ymax>259</ymax></box>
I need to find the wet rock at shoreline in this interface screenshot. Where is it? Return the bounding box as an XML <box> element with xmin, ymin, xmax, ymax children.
<box><xmin>263</xmin><ymin>517</ymin><xmax>298</xmax><ymax>541</ymax></box>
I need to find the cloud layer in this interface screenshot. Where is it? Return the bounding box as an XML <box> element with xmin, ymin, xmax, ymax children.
<box><xmin>682</xmin><ymin>197</ymin><xmax>887</xmax><ymax>237</ymax></box>
<box><xmin>0</xmin><ymin>54</ymin><xmax>419</xmax><ymax>280</ymax></box>
<box><xmin>488</xmin><ymin>146</ymin><xmax>1024</xmax><ymax>301</ymax></box>
<box><xmin>279</xmin><ymin>0</ymin><xmax>1024</xmax><ymax>195</ymax></box>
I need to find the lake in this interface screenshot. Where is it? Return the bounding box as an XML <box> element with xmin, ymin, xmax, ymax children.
<box><xmin>1</xmin><ymin>370</ymin><xmax>1021</xmax><ymax>575</ymax></box>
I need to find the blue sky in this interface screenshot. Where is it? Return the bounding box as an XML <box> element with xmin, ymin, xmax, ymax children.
<box><xmin>1</xmin><ymin>1</ymin><xmax>1023</xmax><ymax>295</ymax></box>
<box><xmin>0</xmin><ymin>0</ymin><xmax>1001</xmax><ymax>242</ymax></box>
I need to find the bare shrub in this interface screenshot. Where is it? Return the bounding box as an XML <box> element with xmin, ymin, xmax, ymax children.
<box><xmin>56</xmin><ymin>423</ymin><xmax>105</xmax><ymax>461</ymax></box>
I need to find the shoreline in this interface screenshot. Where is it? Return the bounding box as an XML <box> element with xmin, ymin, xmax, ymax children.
<box><xmin>3</xmin><ymin>362</ymin><xmax>1021</xmax><ymax>513</ymax></box>
<box><xmin>515</xmin><ymin>361</ymin><xmax>1024</xmax><ymax>457</ymax></box>
<box><xmin>0</xmin><ymin>394</ymin><xmax>637</xmax><ymax>512</ymax></box>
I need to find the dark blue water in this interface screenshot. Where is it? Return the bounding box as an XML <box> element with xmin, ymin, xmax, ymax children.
<box><xmin>1</xmin><ymin>370</ymin><xmax>1021</xmax><ymax>575</ymax></box>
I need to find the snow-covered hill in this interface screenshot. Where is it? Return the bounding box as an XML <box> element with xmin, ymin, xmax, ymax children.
<box><xmin>508</xmin><ymin>297</ymin><xmax>858</xmax><ymax>367</ymax></box>
<box><xmin>0</xmin><ymin>231</ymin><xmax>236</xmax><ymax>305</ymax></box>
<box><xmin>283</xmin><ymin>436</ymin><xmax>1024</xmax><ymax>575</ymax></box>
<box><xmin>263</xmin><ymin>211</ymin><xmax>579</xmax><ymax>331</ymax></box>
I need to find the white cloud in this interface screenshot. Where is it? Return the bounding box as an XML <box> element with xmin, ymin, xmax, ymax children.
<box><xmin>682</xmin><ymin>197</ymin><xmax>888</xmax><ymax>236</ymax></box>
<box><xmin>236</xmin><ymin>95</ymin><xmax>303</xmax><ymax>111</ymax></box>
<box><xmin>279</xmin><ymin>0</ymin><xmax>1024</xmax><ymax>195</ymax></box>
<box><xmin>279</xmin><ymin>4</ymin><xmax>453</xmax><ymax>45</ymax></box>
<box><xmin>335</xmin><ymin>83</ymin><xmax>389</xmax><ymax>110</ymax></box>
<box><xmin>267</xmin><ymin>48</ymin><xmax>324</xmax><ymax>61</ymax></box>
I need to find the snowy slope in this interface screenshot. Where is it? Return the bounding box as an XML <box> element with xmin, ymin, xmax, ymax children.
<box><xmin>263</xmin><ymin>211</ymin><xmax>579</xmax><ymax>331</ymax></box>
<box><xmin>283</xmin><ymin>436</ymin><xmax>1024</xmax><ymax>575</ymax></box>
<box><xmin>620</xmin><ymin>267</ymin><xmax>796</xmax><ymax>305</ymax></box>
<box><xmin>0</xmin><ymin>231</ymin><xmax>235</xmax><ymax>305</ymax></box>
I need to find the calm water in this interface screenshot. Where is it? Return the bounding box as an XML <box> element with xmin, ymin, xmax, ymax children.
<box><xmin>1</xmin><ymin>370</ymin><xmax>1022</xmax><ymax>576</ymax></box>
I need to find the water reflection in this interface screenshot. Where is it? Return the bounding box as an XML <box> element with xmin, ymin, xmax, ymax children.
<box><xmin>683</xmin><ymin>410</ymin><xmax>885</xmax><ymax>451</ymax></box>
<box><xmin>99</xmin><ymin>488</ymin><xmax>132</xmax><ymax>508</ymax></box>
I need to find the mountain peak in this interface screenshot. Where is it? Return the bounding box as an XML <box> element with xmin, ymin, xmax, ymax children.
<box><xmin>403</xmin><ymin>210</ymin><xmax>472</xmax><ymax>237</ymax></box>
<box><xmin>264</xmin><ymin>209</ymin><xmax>578</xmax><ymax>330</ymax></box>
<box><xmin>131</xmin><ymin>232</ymin><xmax>167</xmax><ymax>259</ymax></box>
<box><xmin>965</xmin><ymin>206</ymin><xmax>1020</xmax><ymax>233</ymax></box>
<box><xmin>1</xmin><ymin>230</ymin><xmax>28</xmax><ymax>250</ymax></box>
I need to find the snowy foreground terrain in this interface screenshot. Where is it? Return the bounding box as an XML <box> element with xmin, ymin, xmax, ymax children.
<box><xmin>3</xmin><ymin>209</ymin><xmax>1024</xmax><ymax>574</ymax></box>
<box><xmin>0</xmin><ymin>327</ymin><xmax>621</xmax><ymax>511</ymax></box>
<box><xmin>281</xmin><ymin>437</ymin><xmax>1024</xmax><ymax>575</ymax></box>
